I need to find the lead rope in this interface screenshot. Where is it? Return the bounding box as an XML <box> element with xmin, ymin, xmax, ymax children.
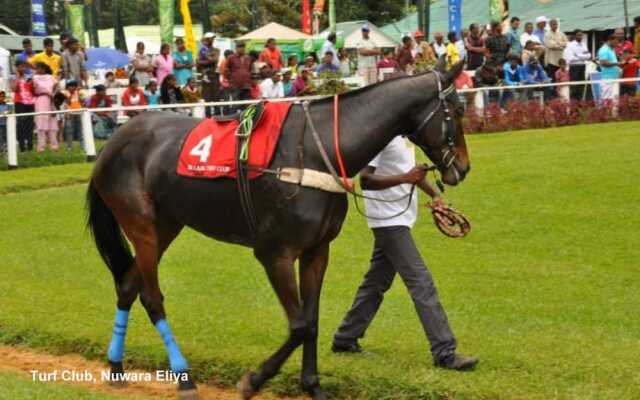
<box><xmin>236</xmin><ymin>104</ymin><xmax>259</xmax><ymax>238</ymax></box>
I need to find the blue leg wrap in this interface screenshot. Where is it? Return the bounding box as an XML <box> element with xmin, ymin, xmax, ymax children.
<box><xmin>107</xmin><ymin>308</ymin><xmax>129</xmax><ymax>362</ymax></box>
<box><xmin>155</xmin><ymin>319</ymin><xmax>189</xmax><ymax>372</ymax></box>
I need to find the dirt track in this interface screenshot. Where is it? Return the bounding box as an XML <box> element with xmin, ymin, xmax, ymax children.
<box><xmin>0</xmin><ymin>345</ymin><xmax>302</xmax><ymax>400</ymax></box>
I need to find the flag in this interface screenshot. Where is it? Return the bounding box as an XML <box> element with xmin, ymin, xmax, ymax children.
<box><xmin>302</xmin><ymin>0</ymin><xmax>311</xmax><ymax>34</ymax></box>
<box><xmin>159</xmin><ymin>0</ymin><xmax>175</xmax><ymax>45</ymax></box>
<box><xmin>328</xmin><ymin>0</ymin><xmax>336</xmax><ymax>33</ymax></box>
<box><xmin>490</xmin><ymin>0</ymin><xmax>504</xmax><ymax>22</ymax></box>
<box><xmin>68</xmin><ymin>5</ymin><xmax>85</xmax><ymax>46</ymax></box>
<box><xmin>180</xmin><ymin>0</ymin><xmax>197</xmax><ymax>56</ymax></box>
<box><xmin>448</xmin><ymin>0</ymin><xmax>462</xmax><ymax>36</ymax></box>
<box><xmin>31</xmin><ymin>0</ymin><xmax>47</xmax><ymax>36</ymax></box>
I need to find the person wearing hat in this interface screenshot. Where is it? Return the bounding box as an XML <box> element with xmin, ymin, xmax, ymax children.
<box><xmin>520</xmin><ymin>57</ymin><xmax>551</xmax><ymax>100</ymax></box>
<box><xmin>356</xmin><ymin>24</ymin><xmax>381</xmax><ymax>86</ymax></box>
<box><xmin>533</xmin><ymin>16</ymin><xmax>548</xmax><ymax>45</ymax></box>
<box><xmin>414</xmin><ymin>30</ymin><xmax>437</xmax><ymax>65</ymax></box>
<box><xmin>198</xmin><ymin>32</ymin><xmax>217</xmax><ymax>75</ymax></box>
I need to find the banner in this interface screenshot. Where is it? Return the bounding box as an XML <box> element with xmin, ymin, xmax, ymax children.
<box><xmin>180</xmin><ymin>0</ymin><xmax>197</xmax><ymax>56</ymax></box>
<box><xmin>158</xmin><ymin>0</ymin><xmax>175</xmax><ymax>45</ymax></box>
<box><xmin>448</xmin><ymin>0</ymin><xmax>462</xmax><ymax>36</ymax></box>
<box><xmin>302</xmin><ymin>0</ymin><xmax>311</xmax><ymax>34</ymax></box>
<box><xmin>31</xmin><ymin>0</ymin><xmax>47</xmax><ymax>36</ymax></box>
<box><xmin>489</xmin><ymin>0</ymin><xmax>504</xmax><ymax>22</ymax></box>
<box><xmin>68</xmin><ymin>5</ymin><xmax>85</xmax><ymax>46</ymax></box>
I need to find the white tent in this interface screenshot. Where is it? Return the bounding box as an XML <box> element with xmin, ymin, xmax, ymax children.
<box><xmin>320</xmin><ymin>20</ymin><xmax>399</xmax><ymax>49</ymax></box>
<box><xmin>0</xmin><ymin>46</ymin><xmax>10</xmax><ymax>92</ymax></box>
<box><xmin>237</xmin><ymin>22</ymin><xmax>311</xmax><ymax>41</ymax></box>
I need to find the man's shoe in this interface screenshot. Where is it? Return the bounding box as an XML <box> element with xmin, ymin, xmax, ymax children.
<box><xmin>434</xmin><ymin>353</ymin><xmax>479</xmax><ymax>371</ymax></box>
<box><xmin>331</xmin><ymin>340</ymin><xmax>362</xmax><ymax>354</ymax></box>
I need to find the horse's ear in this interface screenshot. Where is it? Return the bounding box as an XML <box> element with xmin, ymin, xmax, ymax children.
<box><xmin>434</xmin><ymin>55</ymin><xmax>447</xmax><ymax>73</ymax></box>
<box><xmin>444</xmin><ymin>60</ymin><xmax>465</xmax><ymax>85</ymax></box>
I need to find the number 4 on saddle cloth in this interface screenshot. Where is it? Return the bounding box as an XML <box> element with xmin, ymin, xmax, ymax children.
<box><xmin>177</xmin><ymin>102</ymin><xmax>293</xmax><ymax>179</ymax></box>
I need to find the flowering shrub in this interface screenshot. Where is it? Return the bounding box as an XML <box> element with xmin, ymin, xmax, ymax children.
<box><xmin>463</xmin><ymin>95</ymin><xmax>640</xmax><ymax>134</ymax></box>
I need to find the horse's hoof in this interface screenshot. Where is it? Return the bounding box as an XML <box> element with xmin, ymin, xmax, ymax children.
<box><xmin>236</xmin><ymin>372</ymin><xmax>257</xmax><ymax>400</ymax></box>
<box><xmin>107</xmin><ymin>361</ymin><xmax>128</xmax><ymax>387</ymax></box>
<box><xmin>178</xmin><ymin>373</ymin><xmax>198</xmax><ymax>400</ymax></box>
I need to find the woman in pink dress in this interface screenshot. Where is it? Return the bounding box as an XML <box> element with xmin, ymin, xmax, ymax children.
<box><xmin>32</xmin><ymin>62</ymin><xmax>59</xmax><ymax>151</ymax></box>
<box><xmin>154</xmin><ymin>43</ymin><xmax>174</xmax><ymax>87</ymax></box>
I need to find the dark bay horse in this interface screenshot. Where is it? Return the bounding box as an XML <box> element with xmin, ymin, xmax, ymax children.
<box><xmin>86</xmin><ymin>61</ymin><xmax>469</xmax><ymax>400</ymax></box>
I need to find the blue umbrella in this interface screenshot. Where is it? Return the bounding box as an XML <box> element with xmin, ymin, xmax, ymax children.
<box><xmin>85</xmin><ymin>48</ymin><xmax>131</xmax><ymax>70</ymax></box>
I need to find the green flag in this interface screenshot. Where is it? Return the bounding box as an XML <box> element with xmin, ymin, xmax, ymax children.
<box><xmin>489</xmin><ymin>0</ymin><xmax>504</xmax><ymax>22</ymax></box>
<box><xmin>68</xmin><ymin>5</ymin><xmax>85</xmax><ymax>46</ymax></box>
<box><xmin>329</xmin><ymin>0</ymin><xmax>336</xmax><ymax>33</ymax></box>
<box><xmin>158</xmin><ymin>0</ymin><xmax>175</xmax><ymax>45</ymax></box>
<box><xmin>113</xmin><ymin>0</ymin><xmax>128</xmax><ymax>53</ymax></box>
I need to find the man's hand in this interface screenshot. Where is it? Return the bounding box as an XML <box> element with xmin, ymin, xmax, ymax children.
<box><xmin>431</xmin><ymin>196</ymin><xmax>446</xmax><ymax>208</ymax></box>
<box><xmin>403</xmin><ymin>165</ymin><xmax>428</xmax><ymax>184</ymax></box>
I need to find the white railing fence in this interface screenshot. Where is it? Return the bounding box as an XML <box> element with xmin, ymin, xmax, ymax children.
<box><xmin>2</xmin><ymin>77</ymin><xmax>639</xmax><ymax>169</ymax></box>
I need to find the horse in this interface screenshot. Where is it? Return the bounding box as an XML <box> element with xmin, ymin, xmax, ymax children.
<box><xmin>86</xmin><ymin>60</ymin><xmax>470</xmax><ymax>400</ymax></box>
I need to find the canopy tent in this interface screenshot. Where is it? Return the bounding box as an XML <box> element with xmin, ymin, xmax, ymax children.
<box><xmin>0</xmin><ymin>46</ymin><xmax>10</xmax><ymax>91</ymax></box>
<box><xmin>381</xmin><ymin>1</ymin><xmax>490</xmax><ymax>42</ymax></box>
<box><xmin>237</xmin><ymin>22</ymin><xmax>312</xmax><ymax>41</ymax></box>
<box><xmin>319</xmin><ymin>20</ymin><xmax>399</xmax><ymax>49</ymax></box>
<box><xmin>509</xmin><ymin>0</ymin><xmax>640</xmax><ymax>32</ymax></box>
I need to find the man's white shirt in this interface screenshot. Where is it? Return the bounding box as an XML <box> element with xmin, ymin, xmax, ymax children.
<box><xmin>520</xmin><ymin>32</ymin><xmax>541</xmax><ymax>48</ymax></box>
<box><xmin>364</xmin><ymin>136</ymin><xmax>418</xmax><ymax>229</ymax></box>
<box><xmin>260</xmin><ymin>79</ymin><xmax>284</xmax><ymax>98</ymax></box>
<box><xmin>563</xmin><ymin>40</ymin><xmax>591</xmax><ymax>65</ymax></box>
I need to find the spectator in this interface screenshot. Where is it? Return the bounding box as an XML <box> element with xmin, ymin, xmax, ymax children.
<box><xmin>486</xmin><ymin>21</ymin><xmax>510</xmax><ymax>66</ymax></box>
<box><xmin>181</xmin><ymin>77</ymin><xmax>202</xmax><ymax>104</ymax></box>
<box><xmin>396</xmin><ymin>36</ymin><xmax>415</xmax><ymax>73</ymax></box>
<box><xmin>290</xmin><ymin>68</ymin><xmax>315</xmax><ymax>96</ymax></box>
<box><xmin>520</xmin><ymin>22</ymin><xmax>542</xmax><ymax>49</ymax></box>
<box><xmin>466</xmin><ymin>24</ymin><xmax>485</xmax><ymax>70</ymax></box>
<box><xmin>282</xmin><ymin>69</ymin><xmax>294</xmax><ymax>96</ymax></box>
<box><xmin>356</xmin><ymin>24</ymin><xmax>381</xmax><ymax>86</ymax></box>
<box><xmin>620</xmin><ymin>49</ymin><xmax>639</xmax><ymax>97</ymax></box>
<box><xmin>503</xmin><ymin>56</ymin><xmax>523</xmax><ymax>104</ymax></box>
<box><xmin>507</xmin><ymin>17</ymin><xmax>523</xmax><ymax>58</ymax></box>
<box><xmin>61</xmin><ymin>80</ymin><xmax>84</xmax><ymax>151</ymax></box>
<box><xmin>122</xmin><ymin>77</ymin><xmax>147</xmax><ymax>117</ymax></box>
<box><xmin>160</xmin><ymin>74</ymin><xmax>184</xmax><ymax>108</ymax></box>
<box><xmin>320</xmin><ymin>33</ymin><xmax>340</xmax><ymax>69</ymax></box>
<box><xmin>316</xmin><ymin>51</ymin><xmax>340</xmax><ymax>74</ymax></box>
<box><xmin>10</xmin><ymin>60</ymin><xmax>35</xmax><ymax>152</ymax></box>
<box><xmin>614</xmin><ymin>28</ymin><xmax>634</xmax><ymax>57</ymax></box>
<box><xmin>219</xmin><ymin>49</ymin><xmax>234</xmax><ymax>102</ymax></box>
<box><xmin>225</xmin><ymin>41</ymin><xmax>254</xmax><ymax>102</ymax></box>
<box><xmin>131</xmin><ymin>42</ymin><xmax>154</xmax><ymax>86</ymax></box>
<box><xmin>144</xmin><ymin>79</ymin><xmax>160</xmax><ymax>107</ymax></box>
<box><xmin>415</xmin><ymin>30</ymin><xmax>437</xmax><ymax>64</ymax></box>
<box><xmin>522</xmin><ymin>40</ymin><xmax>537</xmax><ymax>65</ymax></box>
<box><xmin>303</xmin><ymin>54</ymin><xmax>318</xmax><ymax>70</ymax></box>
<box><xmin>154</xmin><ymin>44</ymin><xmax>174</xmax><ymax>88</ymax></box>
<box><xmin>173</xmin><ymin>37</ymin><xmax>194</xmax><ymax>87</ymax></box>
<box><xmin>89</xmin><ymin>85</ymin><xmax>116</xmax><ymax>139</ymax></box>
<box><xmin>520</xmin><ymin>58</ymin><xmax>551</xmax><ymax>100</ymax></box>
<box><xmin>377</xmin><ymin>49</ymin><xmax>400</xmax><ymax>79</ymax></box>
<box><xmin>597</xmin><ymin>34</ymin><xmax>621</xmax><ymax>101</ymax></box>
<box><xmin>0</xmin><ymin>91</ymin><xmax>8</xmax><ymax>152</ymax></box>
<box><xmin>446</xmin><ymin>31</ymin><xmax>460</xmax><ymax>70</ymax></box>
<box><xmin>197</xmin><ymin>32</ymin><xmax>217</xmax><ymax>75</ymax></box>
<box><xmin>59</xmin><ymin>32</ymin><xmax>71</xmax><ymax>53</ymax></box>
<box><xmin>563</xmin><ymin>29</ymin><xmax>591</xmax><ymax>100</ymax></box>
<box><xmin>259</xmin><ymin>38</ymin><xmax>284</xmax><ymax>71</ymax></box>
<box><xmin>432</xmin><ymin>32</ymin><xmax>446</xmax><ymax>58</ymax></box>
<box><xmin>338</xmin><ymin>48</ymin><xmax>351</xmax><ymax>77</ymax></box>
<box><xmin>32</xmin><ymin>62</ymin><xmax>59</xmax><ymax>152</ymax></box>
<box><xmin>555</xmin><ymin>58</ymin><xmax>571</xmax><ymax>101</ymax></box>
<box><xmin>533</xmin><ymin>16</ymin><xmax>548</xmax><ymax>44</ymax></box>
<box><xmin>29</xmin><ymin>37</ymin><xmax>62</xmax><ymax>78</ymax></box>
<box><xmin>15</xmin><ymin>38</ymin><xmax>35</xmax><ymax>77</ymax></box>
<box><xmin>104</xmin><ymin>71</ymin><xmax>120</xmax><ymax>89</ymax></box>
<box><xmin>456</xmin><ymin>29</ymin><xmax>468</xmax><ymax>61</ymax></box>
<box><xmin>286</xmin><ymin>55</ymin><xmax>299</xmax><ymax>78</ymax></box>
<box><xmin>544</xmin><ymin>19</ymin><xmax>568</xmax><ymax>82</ymax></box>
<box><xmin>474</xmin><ymin>63</ymin><xmax>500</xmax><ymax>104</ymax></box>
<box><xmin>634</xmin><ymin>16</ymin><xmax>640</xmax><ymax>56</ymax></box>
<box><xmin>62</xmin><ymin>37</ymin><xmax>87</xmax><ymax>87</ymax></box>
<box><xmin>260</xmin><ymin>71</ymin><xmax>285</xmax><ymax>98</ymax></box>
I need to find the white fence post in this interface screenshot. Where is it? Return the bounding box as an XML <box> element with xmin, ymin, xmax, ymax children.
<box><xmin>6</xmin><ymin>115</ymin><xmax>18</xmax><ymax>169</ymax></box>
<box><xmin>81</xmin><ymin>110</ymin><xmax>97</xmax><ymax>161</ymax></box>
<box><xmin>192</xmin><ymin>100</ymin><xmax>206</xmax><ymax>119</ymax></box>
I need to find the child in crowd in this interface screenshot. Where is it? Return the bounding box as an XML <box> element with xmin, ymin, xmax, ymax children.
<box><xmin>377</xmin><ymin>49</ymin><xmax>401</xmax><ymax>80</ymax></box>
<box><xmin>104</xmin><ymin>71</ymin><xmax>121</xmax><ymax>89</ymax></box>
<box><xmin>145</xmin><ymin>79</ymin><xmax>160</xmax><ymax>107</ymax></box>
<box><xmin>122</xmin><ymin>77</ymin><xmax>147</xmax><ymax>117</ymax></box>
<box><xmin>61</xmin><ymin>80</ymin><xmax>84</xmax><ymax>151</ymax></box>
<box><xmin>555</xmin><ymin>58</ymin><xmax>571</xmax><ymax>101</ymax></box>
<box><xmin>32</xmin><ymin>62</ymin><xmax>59</xmax><ymax>152</ymax></box>
<box><xmin>0</xmin><ymin>91</ymin><xmax>8</xmax><ymax>152</ymax></box>
<box><xmin>182</xmin><ymin>77</ymin><xmax>202</xmax><ymax>103</ymax></box>
<box><xmin>620</xmin><ymin>49</ymin><xmax>639</xmax><ymax>97</ymax></box>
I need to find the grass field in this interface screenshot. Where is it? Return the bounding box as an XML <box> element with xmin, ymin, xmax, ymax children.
<box><xmin>0</xmin><ymin>121</ymin><xmax>639</xmax><ymax>399</ymax></box>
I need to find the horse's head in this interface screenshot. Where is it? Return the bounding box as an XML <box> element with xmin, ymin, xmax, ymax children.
<box><xmin>407</xmin><ymin>59</ymin><xmax>470</xmax><ymax>186</ymax></box>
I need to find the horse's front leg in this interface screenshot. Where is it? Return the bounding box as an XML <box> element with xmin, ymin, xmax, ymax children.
<box><xmin>299</xmin><ymin>242</ymin><xmax>330</xmax><ymax>400</ymax></box>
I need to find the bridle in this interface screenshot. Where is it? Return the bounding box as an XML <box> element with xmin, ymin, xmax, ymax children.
<box><xmin>405</xmin><ymin>71</ymin><xmax>460</xmax><ymax>184</ymax></box>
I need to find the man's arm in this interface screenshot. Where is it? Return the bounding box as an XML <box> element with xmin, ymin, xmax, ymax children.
<box><xmin>417</xmin><ymin>178</ymin><xmax>444</xmax><ymax>205</ymax></box>
<box><xmin>359</xmin><ymin>165</ymin><xmax>427</xmax><ymax>191</ymax></box>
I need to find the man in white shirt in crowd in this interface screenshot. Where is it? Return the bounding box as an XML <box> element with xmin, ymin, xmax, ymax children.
<box><xmin>259</xmin><ymin>71</ymin><xmax>285</xmax><ymax>99</ymax></box>
<box><xmin>331</xmin><ymin>134</ymin><xmax>478</xmax><ymax>371</ymax></box>
<box><xmin>543</xmin><ymin>18</ymin><xmax>568</xmax><ymax>82</ymax></box>
<box><xmin>356</xmin><ymin>24</ymin><xmax>381</xmax><ymax>86</ymax></box>
<box><xmin>563</xmin><ymin>29</ymin><xmax>592</xmax><ymax>100</ymax></box>
<box><xmin>432</xmin><ymin>32</ymin><xmax>447</xmax><ymax>58</ymax></box>
<box><xmin>456</xmin><ymin>29</ymin><xmax>468</xmax><ymax>61</ymax></box>
<box><xmin>320</xmin><ymin>32</ymin><xmax>341</xmax><ymax>69</ymax></box>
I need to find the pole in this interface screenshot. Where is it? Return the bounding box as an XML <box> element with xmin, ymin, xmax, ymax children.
<box><xmin>623</xmin><ymin>0</ymin><xmax>630</xmax><ymax>38</ymax></box>
<box><xmin>425</xmin><ymin>0</ymin><xmax>430</xmax><ymax>38</ymax></box>
<box><xmin>417</xmin><ymin>0</ymin><xmax>425</xmax><ymax>34</ymax></box>
<box><xmin>81</xmin><ymin>110</ymin><xmax>96</xmax><ymax>161</ymax></box>
<box><xmin>6</xmin><ymin>115</ymin><xmax>17</xmax><ymax>169</ymax></box>
<box><xmin>201</xmin><ymin>0</ymin><xmax>211</xmax><ymax>33</ymax></box>
<box><xmin>329</xmin><ymin>0</ymin><xmax>336</xmax><ymax>33</ymax></box>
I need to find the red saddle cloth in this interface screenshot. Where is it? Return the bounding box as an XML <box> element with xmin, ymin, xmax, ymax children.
<box><xmin>177</xmin><ymin>102</ymin><xmax>292</xmax><ymax>179</ymax></box>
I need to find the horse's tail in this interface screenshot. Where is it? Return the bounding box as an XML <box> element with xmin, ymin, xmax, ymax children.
<box><xmin>86</xmin><ymin>181</ymin><xmax>133</xmax><ymax>284</ymax></box>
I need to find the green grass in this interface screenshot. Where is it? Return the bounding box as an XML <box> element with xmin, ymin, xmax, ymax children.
<box><xmin>0</xmin><ymin>141</ymin><xmax>105</xmax><ymax>171</ymax></box>
<box><xmin>0</xmin><ymin>163</ymin><xmax>92</xmax><ymax>194</ymax></box>
<box><xmin>0</xmin><ymin>121</ymin><xmax>639</xmax><ymax>399</ymax></box>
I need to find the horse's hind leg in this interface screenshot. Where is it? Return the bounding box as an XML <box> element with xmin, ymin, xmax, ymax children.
<box><xmin>237</xmin><ymin>248</ymin><xmax>306</xmax><ymax>399</ymax></box>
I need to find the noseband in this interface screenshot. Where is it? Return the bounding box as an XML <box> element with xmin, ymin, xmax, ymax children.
<box><xmin>406</xmin><ymin>71</ymin><xmax>459</xmax><ymax>175</ymax></box>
